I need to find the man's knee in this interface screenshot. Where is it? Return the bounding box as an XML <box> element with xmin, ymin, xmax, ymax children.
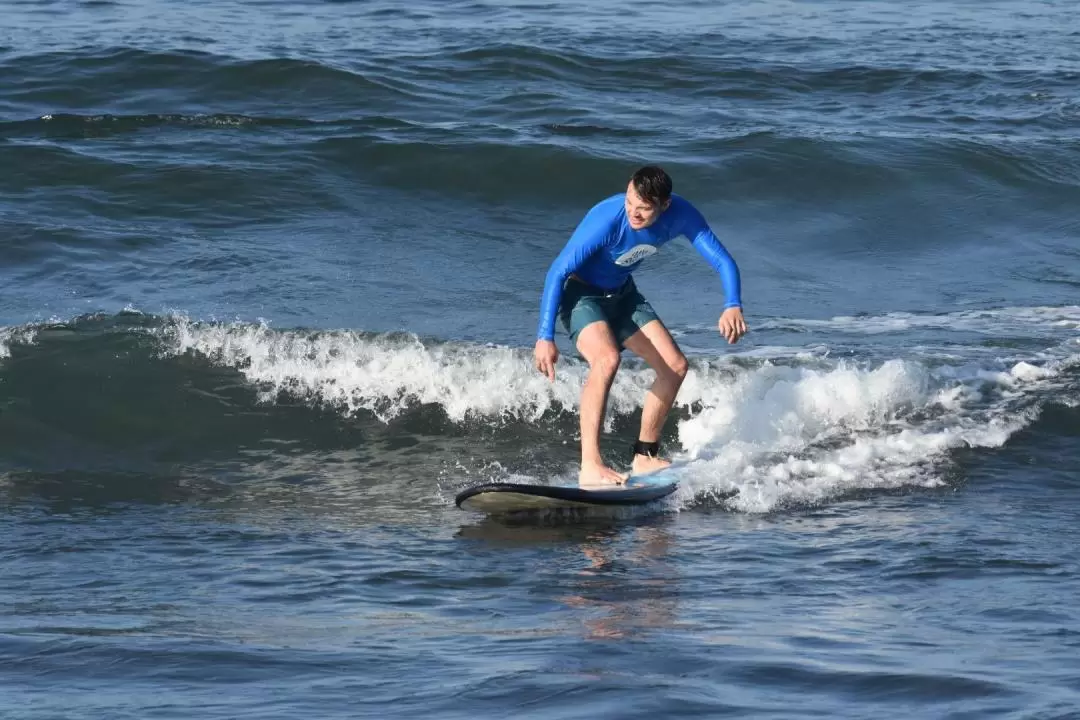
<box><xmin>669</xmin><ymin>353</ymin><xmax>689</xmax><ymax>380</ymax></box>
<box><xmin>589</xmin><ymin>348</ymin><xmax>621</xmax><ymax>377</ymax></box>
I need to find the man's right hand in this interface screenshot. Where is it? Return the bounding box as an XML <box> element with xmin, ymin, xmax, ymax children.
<box><xmin>534</xmin><ymin>339</ymin><xmax>559</xmax><ymax>382</ymax></box>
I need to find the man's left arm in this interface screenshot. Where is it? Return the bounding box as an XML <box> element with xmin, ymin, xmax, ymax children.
<box><xmin>680</xmin><ymin>202</ymin><xmax>747</xmax><ymax>343</ymax></box>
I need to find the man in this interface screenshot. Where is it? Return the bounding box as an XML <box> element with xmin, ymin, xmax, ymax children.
<box><xmin>533</xmin><ymin>166</ymin><xmax>747</xmax><ymax>487</ymax></box>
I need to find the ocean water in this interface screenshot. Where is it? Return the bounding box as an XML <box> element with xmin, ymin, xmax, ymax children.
<box><xmin>2</xmin><ymin>0</ymin><xmax>1080</xmax><ymax>717</ymax></box>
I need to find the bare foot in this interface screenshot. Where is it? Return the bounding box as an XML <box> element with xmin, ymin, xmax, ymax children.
<box><xmin>631</xmin><ymin>454</ymin><xmax>671</xmax><ymax>477</ymax></box>
<box><xmin>579</xmin><ymin>461</ymin><xmax>629</xmax><ymax>488</ymax></box>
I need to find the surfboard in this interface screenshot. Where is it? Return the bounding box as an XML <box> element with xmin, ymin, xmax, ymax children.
<box><xmin>455</xmin><ymin>474</ymin><xmax>678</xmax><ymax>515</ymax></box>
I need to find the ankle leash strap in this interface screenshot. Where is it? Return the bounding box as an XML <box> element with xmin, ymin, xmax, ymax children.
<box><xmin>632</xmin><ymin>440</ymin><xmax>661</xmax><ymax>458</ymax></box>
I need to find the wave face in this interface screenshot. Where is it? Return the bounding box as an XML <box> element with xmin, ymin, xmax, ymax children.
<box><xmin>2</xmin><ymin>309</ymin><xmax>1077</xmax><ymax>516</ymax></box>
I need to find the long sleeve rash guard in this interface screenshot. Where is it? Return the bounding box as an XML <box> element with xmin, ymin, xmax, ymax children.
<box><xmin>536</xmin><ymin>193</ymin><xmax>742</xmax><ymax>341</ymax></box>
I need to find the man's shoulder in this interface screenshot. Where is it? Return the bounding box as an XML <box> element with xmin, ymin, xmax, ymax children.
<box><xmin>667</xmin><ymin>193</ymin><xmax>699</xmax><ymax>214</ymax></box>
<box><xmin>586</xmin><ymin>193</ymin><xmax>626</xmax><ymax>216</ymax></box>
<box><xmin>575</xmin><ymin>194</ymin><xmax>626</xmax><ymax>233</ymax></box>
<box><xmin>665</xmin><ymin>193</ymin><xmax>707</xmax><ymax>228</ymax></box>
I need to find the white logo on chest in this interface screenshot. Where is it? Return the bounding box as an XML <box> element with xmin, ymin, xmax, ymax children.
<box><xmin>615</xmin><ymin>244</ymin><xmax>658</xmax><ymax>266</ymax></box>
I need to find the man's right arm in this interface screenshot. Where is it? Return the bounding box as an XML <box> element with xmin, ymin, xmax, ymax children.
<box><xmin>536</xmin><ymin>209</ymin><xmax>612</xmax><ymax>341</ymax></box>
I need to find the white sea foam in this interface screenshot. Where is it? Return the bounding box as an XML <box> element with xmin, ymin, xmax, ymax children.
<box><xmin>163</xmin><ymin>317</ymin><xmax>655</xmax><ymax>424</ymax></box>
<box><xmin>162</xmin><ymin>313</ymin><xmax>1077</xmax><ymax>513</ymax></box>
<box><xmin>0</xmin><ymin>326</ymin><xmax>38</xmax><ymax>359</ymax></box>
<box><xmin>672</xmin><ymin>357</ymin><xmax>1045</xmax><ymax>513</ymax></box>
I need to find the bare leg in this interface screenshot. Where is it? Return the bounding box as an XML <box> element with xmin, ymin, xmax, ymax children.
<box><xmin>575</xmin><ymin>321</ymin><xmax>630</xmax><ymax>487</ymax></box>
<box><xmin>622</xmin><ymin>320</ymin><xmax>689</xmax><ymax>476</ymax></box>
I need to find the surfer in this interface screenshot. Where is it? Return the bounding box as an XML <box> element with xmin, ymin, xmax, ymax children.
<box><xmin>533</xmin><ymin>166</ymin><xmax>746</xmax><ymax>487</ymax></box>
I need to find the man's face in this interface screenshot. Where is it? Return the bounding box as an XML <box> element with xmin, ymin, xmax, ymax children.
<box><xmin>625</xmin><ymin>181</ymin><xmax>669</xmax><ymax>230</ymax></box>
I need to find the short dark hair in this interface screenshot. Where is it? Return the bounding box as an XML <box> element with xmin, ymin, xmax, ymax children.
<box><xmin>630</xmin><ymin>165</ymin><xmax>672</xmax><ymax>206</ymax></box>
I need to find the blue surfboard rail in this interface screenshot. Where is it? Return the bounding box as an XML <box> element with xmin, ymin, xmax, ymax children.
<box><xmin>454</xmin><ymin>479</ymin><xmax>678</xmax><ymax>509</ymax></box>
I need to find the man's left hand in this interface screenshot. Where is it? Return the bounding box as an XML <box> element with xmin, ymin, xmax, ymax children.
<box><xmin>718</xmin><ymin>307</ymin><xmax>747</xmax><ymax>344</ymax></box>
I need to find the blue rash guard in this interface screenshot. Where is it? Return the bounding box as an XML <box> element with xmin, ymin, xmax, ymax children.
<box><xmin>536</xmin><ymin>193</ymin><xmax>742</xmax><ymax>341</ymax></box>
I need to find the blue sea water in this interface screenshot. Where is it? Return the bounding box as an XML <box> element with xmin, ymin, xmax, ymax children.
<box><xmin>2</xmin><ymin>1</ymin><xmax>1080</xmax><ymax>717</ymax></box>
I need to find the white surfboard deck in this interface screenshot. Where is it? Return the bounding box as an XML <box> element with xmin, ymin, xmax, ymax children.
<box><xmin>455</xmin><ymin>472</ymin><xmax>679</xmax><ymax>515</ymax></box>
